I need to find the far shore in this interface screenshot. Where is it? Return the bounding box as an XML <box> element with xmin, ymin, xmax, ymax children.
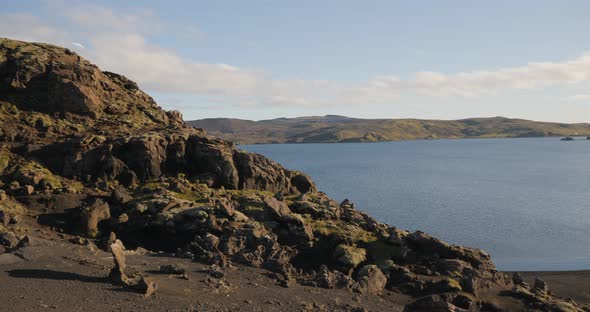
<box><xmin>505</xmin><ymin>270</ymin><xmax>590</xmax><ymax>304</ymax></box>
<box><xmin>234</xmin><ymin>135</ymin><xmax>590</xmax><ymax>145</ymax></box>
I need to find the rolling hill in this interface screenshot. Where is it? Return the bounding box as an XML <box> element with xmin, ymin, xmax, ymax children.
<box><xmin>188</xmin><ymin>115</ymin><xmax>590</xmax><ymax>144</ymax></box>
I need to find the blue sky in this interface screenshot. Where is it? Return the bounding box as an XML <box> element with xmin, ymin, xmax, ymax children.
<box><xmin>2</xmin><ymin>0</ymin><xmax>590</xmax><ymax>122</ymax></box>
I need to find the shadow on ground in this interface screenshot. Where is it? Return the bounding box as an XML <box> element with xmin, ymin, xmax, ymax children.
<box><xmin>7</xmin><ymin>269</ymin><xmax>107</xmax><ymax>284</ymax></box>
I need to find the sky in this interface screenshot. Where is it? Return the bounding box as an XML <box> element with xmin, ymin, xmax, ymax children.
<box><xmin>2</xmin><ymin>0</ymin><xmax>590</xmax><ymax>122</ymax></box>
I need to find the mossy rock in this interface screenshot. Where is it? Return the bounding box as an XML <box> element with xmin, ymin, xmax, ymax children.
<box><xmin>13</xmin><ymin>161</ymin><xmax>62</xmax><ymax>189</ymax></box>
<box><xmin>309</xmin><ymin>219</ymin><xmax>377</xmax><ymax>244</ymax></box>
<box><xmin>0</xmin><ymin>149</ymin><xmax>11</xmax><ymax>174</ymax></box>
<box><xmin>431</xmin><ymin>278</ymin><xmax>462</xmax><ymax>293</ymax></box>
<box><xmin>333</xmin><ymin>244</ymin><xmax>367</xmax><ymax>269</ymax></box>
<box><xmin>26</xmin><ymin>113</ymin><xmax>53</xmax><ymax>129</ymax></box>
<box><xmin>364</xmin><ymin>239</ymin><xmax>402</xmax><ymax>266</ymax></box>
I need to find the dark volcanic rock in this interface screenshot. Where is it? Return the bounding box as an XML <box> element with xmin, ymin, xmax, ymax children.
<box><xmin>81</xmin><ymin>199</ymin><xmax>111</xmax><ymax>238</ymax></box>
<box><xmin>353</xmin><ymin>265</ymin><xmax>387</xmax><ymax>294</ymax></box>
<box><xmin>108</xmin><ymin>239</ymin><xmax>129</xmax><ymax>285</ymax></box>
<box><xmin>0</xmin><ymin>38</ymin><xmax>312</xmax><ymax>197</ymax></box>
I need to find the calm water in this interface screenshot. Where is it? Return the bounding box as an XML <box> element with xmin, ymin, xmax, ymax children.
<box><xmin>241</xmin><ymin>138</ymin><xmax>590</xmax><ymax>271</ymax></box>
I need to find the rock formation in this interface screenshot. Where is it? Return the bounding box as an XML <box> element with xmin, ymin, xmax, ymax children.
<box><xmin>0</xmin><ymin>38</ymin><xmax>586</xmax><ymax>311</ymax></box>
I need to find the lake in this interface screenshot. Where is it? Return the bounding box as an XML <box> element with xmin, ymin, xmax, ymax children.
<box><xmin>241</xmin><ymin>137</ymin><xmax>590</xmax><ymax>271</ymax></box>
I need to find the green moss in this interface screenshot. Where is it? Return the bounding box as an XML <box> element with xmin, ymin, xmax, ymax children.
<box><xmin>26</xmin><ymin>113</ymin><xmax>53</xmax><ymax>129</ymax></box>
<box><xmin>169</xmin><ymin>190</ymin><xmax>202</xmax><ymax>202</ymax></box>
<box><xmin>243</xmin><ymin>205</ymin><xmax>264</xmax><ymax>212</ymax></box>
<box><xmin>333</xmin><ymin>244</ymin><xmax>367</xmax><ymax>267</ymax></box>
<box><xmin>442</xmin><ymin>278</ymin><xmax>462</xmax><ymax>292</ymax></box>
<box><xmin>309</xmin><ymin>219</ymin><xmax>377</xmax><ymax>244</ymax></box>
<box><xmin>365</xmin><ymin>239</ymin><xmax>399</xmax><ymax>266</ymax></box>
<box><xmin>0</xmin><ymin>149</ymin><xmax>11</xmax><ymax>174</ymax></box>
<box><xmin>16</xmin><ymin>161</ymin><xmax>62</xmax><ymax>188</ymax></box>
<box><xmin>227</xmin><ymin>189</ymin><xmax>275</xmax><ymax>198</ymax></box>
<box><xmin>140</xmin><ymin>180</ymin><xmax>165</xmax><ymax>192</ymax></box>
<box><xmin>66</xmin><ymin>181</ymin><xmax>85</xmax><ymax>193</ymax></box>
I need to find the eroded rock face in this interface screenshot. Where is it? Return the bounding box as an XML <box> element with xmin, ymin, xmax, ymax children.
<box><xmin>1</xmin><ymin>41</ymin><xmax>103</xmax><ymax>116</ymax></box>
<box><xmin>0</xmin><ymin>38</ymin><xmax>316</xmax><ymax>197</ymax></box>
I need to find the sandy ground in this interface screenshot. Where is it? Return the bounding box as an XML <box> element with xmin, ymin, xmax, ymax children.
<box><xmin>1</xmin><ymin>229</ymin><xmax>588</xmax><ymax>311</ymax></box>
<box><xmin>0</xmin><ymin>231</ymin><xmax>409</xmax><ymax>312</ymax></box>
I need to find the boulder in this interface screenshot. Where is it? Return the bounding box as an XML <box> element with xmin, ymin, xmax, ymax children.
<box><xmin>111</xmin><ymin>187</ymin><xmax>133</xmax><ymax>205</ymax></box>
<box><xmin>353</xmin><ymin>265</ymin><xmax>387</xmax><ymax>294</ymax></box>
<box><xmin>232</xmin><ymin>210</ymin><xmax>249</xmax><ymax>222</ymax></box>
<box><xmin>333</xmin><ymin>244</ymin><xmax>366</xmax><ymax>272</ymax></box>
<box><xmin>263</xmin><ymin>197</ymin><xmax>292</xmax><ymax>219</ymax></box>
<box><xmin>289</xmin><ymin>200</ymin><xmax>321</xmax><ymax>216</ymax></box>
<box><xmin>23</xmin><ymin>185</ymin><xmax>35</xmax><ymax>195</ymax></box>
<box><xmin>290</xmin><ymin>174</ymin><xmax>315</xmax><ymax>194</ymax></box>
<box><xmin>13</xmin><ymin>167</ymin><xmax>45</xmax><ymax>186</ymax></box>
<box><xmin>310</xmin><ymin>265</ymin><xmax>352</xmax><ymax>289</ymax></box>
<box><xmin>81</xmin><ymin>199</ymin><xmax>111</xmax><ymax>238</ymax></box>
<box><xmin>534</xmin><ymin>277</ymin><xmax>548</xmax><ymax>293</ymax></box>
<box><xmin>0</xmin><ymin>231</ymin><xmax>20</xmax><ymax>249</ymax></box>
<box><xmin>217</xmin><ymin>198</ymin><xmax>235</xmax><ymax>217</ymax></box>
<box><xmin>278</xmin><ymin>213</ymin><xmax>314</xmax><ymax>244</ymax></box>
<box><xmin>159</xmin><ymin>264</ymin><xmax>186</xmax><ymax>275</ymax></box>
<box><xmin>512</xmin><ymin>272</ymin><xmax>525</xmax><ymax>285</ymax></box>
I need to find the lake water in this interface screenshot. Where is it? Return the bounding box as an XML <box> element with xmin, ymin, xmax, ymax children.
<box><xmin>241</xmin><ymin>138</ymin><xmax>590</xmax><ymax>271</ymax></box>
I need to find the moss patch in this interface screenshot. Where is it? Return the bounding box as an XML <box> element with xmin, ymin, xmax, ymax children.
<box><xmin>309</xmin><ymin>219</ymin><xmax>377</xmax><ymax>244</ymax></box>
<box><xmin>364</xmin><ymin>239</ymin><xmax>399</xmax><ymax>266</ymax></box>
<box><xmin>0</xmin><ymin>149</ymin><xmax>11</xmax><ymax>174</ymax></box>
<box><xmin>14</xmin><ymin>160</ymin><xmax>62</xmax><ymax>189</ymax></box>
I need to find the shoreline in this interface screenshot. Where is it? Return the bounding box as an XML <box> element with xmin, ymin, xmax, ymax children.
<box><xmin>505</xmin><ymin>271</ymin><xmax>590</xmax><ymax>304</ymax></box>
<box><xmin>235</xmin><ymin>135</ymin><xmax>590</xmax><ymax>146</ymax></box>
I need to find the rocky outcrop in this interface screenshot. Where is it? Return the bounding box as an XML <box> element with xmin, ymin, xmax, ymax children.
<box><xmin>0</xmin><ymin>38</ymin><xmax>316</xmax><ymax>196</ymax></box>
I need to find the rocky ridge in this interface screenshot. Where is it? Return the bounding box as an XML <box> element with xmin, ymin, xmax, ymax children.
<box><xmin>0</xmin><ymin>38</ymin><xmax>586</xmax><ymax>311</ymax></box>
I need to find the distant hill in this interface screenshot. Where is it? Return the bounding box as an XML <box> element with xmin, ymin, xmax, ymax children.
<box><xmin>187</xmin><ymin>116</ymin><xmax>590</xmax><ymax>144</ymax></box>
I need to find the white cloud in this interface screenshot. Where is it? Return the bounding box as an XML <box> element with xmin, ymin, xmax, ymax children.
<box><xmin>401</xmin><ymin>54</ymin><xmax>590</xmax><ymax>97</ymax></box>
<box><xmin>3</xmin><ymin>3</ymin><xmax>590</xmax><ymax>110</ymax></box>
<box><xmin>563</xmin><ymin>94</ymin><xmax>590</xmax><ymax>102</ymax></box>
<box><xmin>63</xmin><ymin>6</ymin><xmax>162</xmax><ymax>34</ymax></box>
<box><xmin>0</xmin><ymin>13</ymin><xmax>70</xmax><ymax>45</ymax></box>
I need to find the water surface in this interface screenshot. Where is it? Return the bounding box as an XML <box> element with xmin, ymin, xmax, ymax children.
<box><xmin>241</xmin><ymin>138</ymin><xmax>590</xmax><ymax>271</ymax></box>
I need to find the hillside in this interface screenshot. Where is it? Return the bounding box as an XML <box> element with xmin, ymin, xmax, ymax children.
<box><xmin>188</xmin><ymin>115</ymin><xmax>590</xmax><ymax>144</ymax></box>
<box><xmin>0</xmin><ymin>38</ymin><xmax>586</xmax><ymax>311</ymax></box>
